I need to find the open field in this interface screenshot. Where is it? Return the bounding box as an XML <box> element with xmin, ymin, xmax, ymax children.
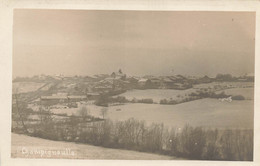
<box><xmin>222</xmin><ymin>88</ymin><xmax>254</xmax><ymax>100</ymax></box>
<box><xmin>11</xmin><ymin>133</ymin><xmax>176</xmax><ymax>159</ymax></box>
<box><xmin>105</xmin><ymin>99</ymin><xmax>253</xmax><ymax>129</ymax></box>
<box><xmin>193</xmin><ymin>82</ymin><xmax>254</xmax><ymax>89</ymax></box>
<box><xmin>119</xmin><ymin>89</ymin><xmax>195</xmax><ymax>103</ymax></box>
<box><xmin>50</xmin><ymin>97</ymin><xmax>253</xmax><ymax>129</ymax></box>
<box><xmin>13</xmin><ymin>82</ymin><xmax>45</xmax><ymax>94</ymax></box>
<box><xmin>119</xmin><ymin>82</ymin><xmax>254</xmax><ymax>103</ymax></box>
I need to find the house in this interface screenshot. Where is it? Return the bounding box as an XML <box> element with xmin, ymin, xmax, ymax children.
<box><xmin>86</xmin><ymin>92</ymin><xmax>100</xmax><ymax>100</ymax></box>
<box><xmin>84</xmin><ymin>76</ymin><xmax>96</xmax><ymax>82</ymax></box>
<box><xmin>150</xmin><ymin>78</ymin><xmax>161</xmax><ymax>84</ymax></box>
<box><xmin>198</xmin><ymin>75</ymin><xmax>212</xmax><ymax>83</ymax></box>
<box><xmin>239</xmin><ymin>73</ymin><xmax>254</xmax><ymax>82</ymax></box>
<box><xmin>162</xmin><ymin>77</ymin><xmax>175</xmax><ymax>89</ymax></box>
<box><xmin>138</xmin><ymin>78</ymin><xmax>149</xmax><ymax>87</ymax></box>
<box><xmin>160</xmin><ymin>75</ymin><xmax>192</xmax><ymax>89</ymax></box>
<box><xmin>40</xmin><ymin>95</ymin><xmax>87</xmax><ymax>105</ymax></box>
<box><xmin>127</xmin><ymin>76</ymin><xmax>139</xmax><ymax>84</ymax></box>
<box><xmin>138</xmin><ymin>78</ymin><xmax>161</xmax><ymax>89</ymax></box>
<box><xmin>92</xmin><ymin>74</ymin><xmax>110</xmax><ymax>81</ymax></box>
<box><xmin>111</xmin><ymin>69</ymin><xmax>126</xmax><ymax>80</ymax></box>
<box><xmin>93</xmin><ymin>85</ymin><xmax>113</xmax><ymax>92</ymax></box>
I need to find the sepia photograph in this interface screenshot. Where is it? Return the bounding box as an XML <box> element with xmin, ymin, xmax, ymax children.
<box><xmin>11</xmin><ymin>9</ymin><xmax>255</xmax><ymax>161</ymax></box>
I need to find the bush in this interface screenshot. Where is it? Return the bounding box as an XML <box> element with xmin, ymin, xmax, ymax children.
<box><xmin>188</xmin><ymin>91</ymin><xmax>229</xmax><ymax>99</ymax></box>
<box><xmin>211</xmin><ymin>91</ymin><xmax>229</xmax><ymax>98</ymax></box>
<box><xmin>95</xmin><ymin>95</ymin><xmax>109</xmax><ymax>107</ymax></box>
<box><xmin>160</xmin><ymin>99</ymin><xmax>168</xmax><ymax>104</ymax></box>
<box><xmin>111</xmin><ymin>96</ymin><xmax>128</xmax><ymax>103</ymax></box>
<box><xmin>95</xmin><ymin>96</ymin><xmax>129</xmax><ymax>106</ymax></box>
<box><xmin>232</xmin><ymin>95</ymin><xmax>245</xmax><ymax>100</ymax></box>
<box><xmin>160</xmin><ymin>99</ymin><xmax>178</xmax><ymax>105</ymax></box>
<box><xmin>137</xmin><ymin>98</ymin><xmax>154</xmax><ymax>104</ymax></box>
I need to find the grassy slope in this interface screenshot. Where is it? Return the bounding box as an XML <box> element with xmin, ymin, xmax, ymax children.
<box><xmin>11</xmin><ymin>133</ymin><xmax>177</xmax><ymax>160</ymax></box>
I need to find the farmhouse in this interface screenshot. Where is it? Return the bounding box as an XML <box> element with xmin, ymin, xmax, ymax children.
<box><xmin>40</xmin><ymin>95</ymin><xmax>87</xmax><ymax>105</ymax></box>
<box><xmin>111</xmin><ymin>69</ymin><xmax>126</xmax><ymax>80</ymax></box>
<box><xmin>138</xmin><ymin>78</ymin><xmax>150</xmax><ymax>88</ymax></box>
<box><xmin>86</xmin><ymin>92</ymin><xmax>100</xmax><ymax>100</ymax></box>
<box><xmin>150</xmin><ymin>78</ymin><xmax>161</xmax><ymax>87</ymax></box>
<box><xmin>197</xmin><ymin>75</ymin><xmax>212</xmax><ymax>83</ymax></box>
<box><xmin>127</xmin><ymin>76</ymin><xmax>139</xmax><ymax>84</ymax></box>
<box><xmin>161</xmin><ymin>77</ymin><xmax>175</xmax><ymax>89</ymax></box>
<box><xmin>93</xmin><ymin>85</ymin><xmax>113</xmax><ymax>91</ymax></box>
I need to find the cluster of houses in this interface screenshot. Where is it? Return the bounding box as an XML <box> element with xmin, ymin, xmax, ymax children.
<box><xmin>38</xmin><ymin>70</ymin><xmax>196</xmax><ymax>106</ymax></box>
<box><xmin>35</xmin><ymin>70</ymin><xmax>254</xmax><ymax>107</ymax></box>
<box><xmin>139</xmin><ymin>75</ymin><xmax>194</xmax><ymax>89</ymax></box>
<box><xmin>89</xmin><ymin>70</ymin><xmax>196</xmax><ymax>92</ymax></box>
<box><xmin>40</xmin><ymin>94</ymin><xmax>87</xmax><ymax>106</ymax></box>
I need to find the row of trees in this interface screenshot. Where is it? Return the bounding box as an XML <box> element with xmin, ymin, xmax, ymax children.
<box><xmin>12</xmin><ymin>94</ymin><xmax>253</xmax><ymax>161</ymax></box>
<box><xmin>14</xmin><ymin>114</ymin><xmax>253</xmax><ymax>161</ymax></box>
<box><xmin>215</xmin><ymin>74</ymin><xmax>254</xmax><ymax>82</ymax></box>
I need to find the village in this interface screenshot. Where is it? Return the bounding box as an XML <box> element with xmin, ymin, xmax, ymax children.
<box><xmin>12</xmin><ymin>70</ymin><xmax>254</xmax><ymax>160</ymax></box>
<box><xmin>12</xmin><ymin>70</ymin><xmax>254</xmax><ymax>128</ymax></box>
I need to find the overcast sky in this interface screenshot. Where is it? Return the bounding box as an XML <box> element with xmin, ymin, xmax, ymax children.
<box><xmin>13</xmin><ymin>9</ymin><xmax>255</xmax><ymax>77</ymax></box>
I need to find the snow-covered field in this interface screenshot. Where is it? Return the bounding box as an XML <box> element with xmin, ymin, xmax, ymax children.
<box><xmin>11</xmin><ymin>133</ymin><xmax>176</xmax><ymax>160</ymax></box>
<box><xmin>105</xmin><ymin>99</ymin><xmax>253</xmax><ymax>129</ymax></box>
<box><xmin>119</xmin><ymin>82</ymin><xmax>254</xmax><ymax>103</ymax></box>
<box><xmin>13</xmin><ymin>82</ymin><xmax>45</xmax><ymax>94</ymax></box>
<box><xmin>119</xmin><ymin>89</ymin><xmax>196</xmax><ymax>103</ymax></box>
<box><xmin>223</xmin><ymin>88</ymin><xmax>254</xmax><ymax>100</ymax></box>
<box><xmin>49</xmin><ymin>98</ymin><xmax>253</xmax><ymax>129</ymax></box>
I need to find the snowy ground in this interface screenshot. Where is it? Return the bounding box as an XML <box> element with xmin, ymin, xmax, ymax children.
<box><xmin>11</xmin><ymin>133</ymin><xmax>177</xmax><ymax>160</ymax></box>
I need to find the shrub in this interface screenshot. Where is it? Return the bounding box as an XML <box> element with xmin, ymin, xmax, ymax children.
<box><xmin>211</xmin><ymin>91</ymin><xmax>229</xmax><ymax>98</ymax></box>
<box><xmin>232</xmin><ymin>95</ymin><xmax>245</xmax><ymax>100</ymax></box>
<box><xmin>137</xmin><ymin>98</ymin><xmax>153</xmax><ymax>104</ymax></box>
<box><xmin>114</xmin><ymin>96</ymin><xmax>128</xmax><ymax>103</ymax></box>
<box><xmin>168</xmin><ymin>99</ymin><xmax>178</xmax><ymax>105</ymax></box>
<box><xmin>95</xmin><ymin>95</ymin><xmax>109</xmax><ymax>107</ymax></box>
<box><xmin>188</xmin><ymin>91</ymin><xmax>229</xmax><ymax>99</ymax></box>
<box><xmin>160</xmin><ymin>99</ymin><xmax>168</xmax><ymax>104</ymax></box>
<box><xmin>160</xmin><ymin>99</ymin><xmax>178</xmax><ymax>105</ymax></box>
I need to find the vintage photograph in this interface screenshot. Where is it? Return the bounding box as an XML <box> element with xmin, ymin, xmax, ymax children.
<box><xmin>12</xmin><ymin>9</ymin><xmax>255</xmax><ymax>160</ymax></box>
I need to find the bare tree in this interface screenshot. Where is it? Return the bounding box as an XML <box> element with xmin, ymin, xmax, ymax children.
<box><xmin>100</xmin><ymin>107</ymin><xmax>108</xmax><ymax>119</ymax></box>
<box><xmin>13</xmin><ymin>89</ymin><xmax>29</xmax><ymax>134</ymax></box>
<box><xmin>79</xmin><ymin>106</ymin><xmax>89</xmax><ymax>121</ymax></box>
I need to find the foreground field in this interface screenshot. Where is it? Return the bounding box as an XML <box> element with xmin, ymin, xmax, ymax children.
<box><xmin>11</xmin><ymin>133</ymin><xmax>176</xmax><ymax>160</ymax></box>
<box><xmin>105</xmin><ymin>99</ymin><xmax>254</xmax><ymax>129</ymax></box>
<box><xmin>52</xmin><ymin>98</ymin><xmax>253</xmax><ymax>129</ymax></box>
<box><xmin>50</xmin><ymin>99</ymin><xmax>253</xmax><ymax>130</ymax></box>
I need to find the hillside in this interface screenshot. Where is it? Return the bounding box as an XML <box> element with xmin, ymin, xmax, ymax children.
<box><xmin>11</xmin><ymin>133</ymin><xmax>177</xmax><ymax>160</ymax></box>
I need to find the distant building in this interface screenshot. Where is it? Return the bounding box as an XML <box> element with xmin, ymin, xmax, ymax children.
<box><xmin>198</xmin><ymin>76</ymin><xmax>212</xmax><ymax>84</ymax></box>
<box><xmin>162</xmin><ymin>77</ymin><xmax>175</xmax><ymax>88</ymax></box>
<box><xmin>111</xmin><ymin>69</ymin><xmax>126</xmax><ymax>80</ymax></box>
<box><xmin>86</xmin><ymin>92</ymin><xmax>100</xmax><ymax>100</ymax></box>
<box><xmin>138</xmin><ymin>78</ymin><xmax>149</xmax><ymax>88</ymax></box>
<box><xmin>40</xmin><ymin>95</ymin><xmax>87</xmax><ymax>105</ymax></box>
